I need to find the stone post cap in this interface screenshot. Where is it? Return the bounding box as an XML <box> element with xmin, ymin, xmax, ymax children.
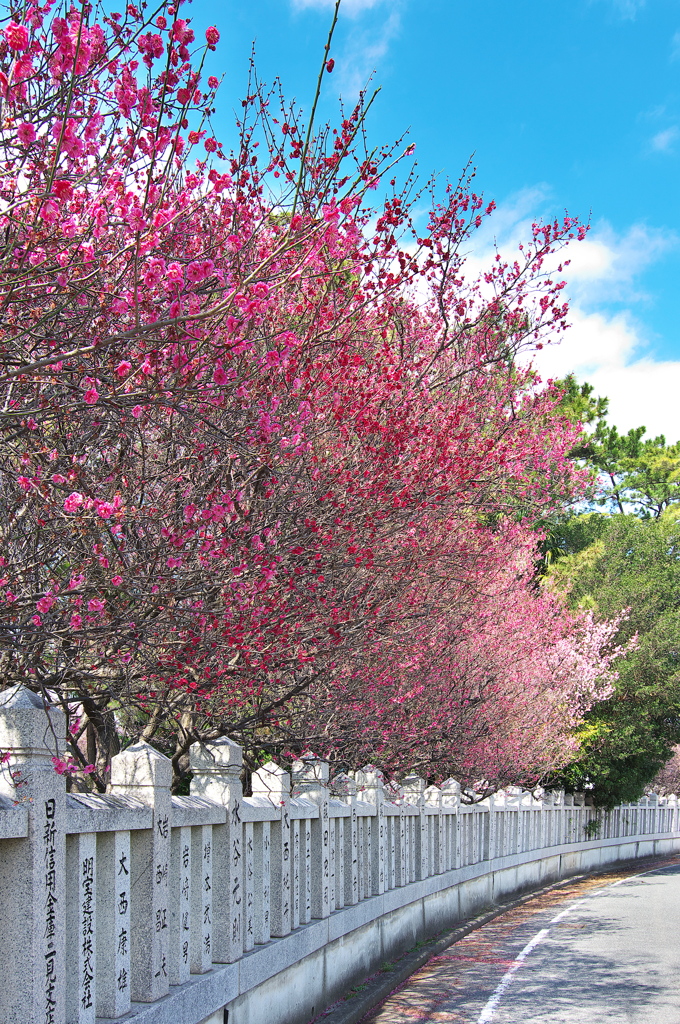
<box><xmin>291</xmin><ymin>751</ymin><xmax>330</xmax><ymax>785</ymax></box>
<box><xmin>0</xmin><ymin>684</ymin><xmax>44</xmax><ymax>710</ymax></box>
<box><xmin>440</xmin><ymin>778</ymin><xmax>461</xmax><ymax>807</ymax></box>
<box><xmin>331</xmin><ymin>772</ymin><xmax>357</xmax><ymax>800</ymax></box>
<box><xmin>424</xmin><ymin>785</ymin><xmax>441</xmax><ymax>807</ymax></box>
<box><xmin>353</xmin><ymin>766</ymin><xmax>385</xmax><ymax>803</ymax></box>
<box><xmin>383</xmin><ymin>779</ymin><xmax>404</xmax><ymax>804</ymax></box>
<box><xmin>110</xmin><ymin>741</ymin><xmax>172</xmax><ymax>789</ymax></box>
<box><xmin>401</xmin><ymin>774</ymin><xmax>426</xmax><ymax>806</ymax></box>
<box><xmin>0</xmin><ymin>684</ymin><xmax>65</xmax><ymax>756</ymax></box>
<box><xmin>251</xmin><ymin>761</ymin><xmax>290</xmax><ymax>800</ymax></box>
<box><xmin>189</xmin><ymin>737</ymin><xmax>243</xmax><ymax>773</ymax></box>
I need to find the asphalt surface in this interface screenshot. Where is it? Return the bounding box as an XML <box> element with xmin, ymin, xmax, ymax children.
<box><xmin>360</xmin><ymin>858</ymin><xmax>680</xmax><ymax>1023</ymax></box>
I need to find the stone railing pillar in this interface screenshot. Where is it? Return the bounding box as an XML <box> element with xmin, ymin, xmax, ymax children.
<box><xmin>356</xmin><ymin>766</ymin><xmax>387</xmax><ymax>894</ymax></box>
<box><xmin>486</xmin><ymin>794</ymin><xmax>497</xmax><ymax>861</ymax></box>
<box><xmin>109</xmin><ymin>741</ymin><xmax>172</xmax><ymax>1004</ymax></box>
<box><xmin>190</xmin><ymin>738</ymin><xmax>243</xmax><ymax>963</ymax></box>
<box><xmin>441</xmin><ymin>778</ymin><xmax>461</xmax><ymax>870</ymax></box>
<box><xmin>333</xmin><ymin>772</ymin><xmax>359</xmax><ymax>904</ymax></box>
<box><xmin>0</xmin><ymin>685</ymin><xmax>67</xmax><ymax>1024</ymax></box>
<box><xmin>252</xmin><ymin>762</ymin><xmax>291</xmax><ymax>937</ymax></box>
<box><xmin>292</xmin><ymin>753</ymin><xmax>330</xmax><ymax>919</ymax></box>
<box><xmin>424</xmin><ymin>785</ymin><xmax>443</xmax><ymax>874</ymax></box>
<box><xmin>402</xmin><ymin>774</ymin><xmax>427</xmax><ymax>879</ymax></box>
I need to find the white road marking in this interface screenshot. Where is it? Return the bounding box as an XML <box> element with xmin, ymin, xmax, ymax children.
<box><xmin>477</xmin><ymin>928</ymin><xmax>550</xmax><ymax>1023</ymax></box>
<box><xmin>475</xmin><ymin>865</ymin><xmax>668</xmax><ymax>1023</ymax></box>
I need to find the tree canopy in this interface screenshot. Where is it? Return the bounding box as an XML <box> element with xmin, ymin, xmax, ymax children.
<box><xmin>0</xmin><ymin>0</ymin><xmax>621</xmax><ymax>792</ymax></box>
<box><xmin>543</xmin><ymin>391</ymin><xmax>680</xmax><ymax>806</ymax></box>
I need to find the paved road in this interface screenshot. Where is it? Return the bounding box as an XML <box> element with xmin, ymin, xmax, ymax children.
<box><xmin>362</xmin><ymin>857</ymin><xmax>680</xmax><ymax>1023</ymax></box>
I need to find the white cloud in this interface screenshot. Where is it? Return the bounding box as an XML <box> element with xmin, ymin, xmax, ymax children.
<box><xmin>290</xmin><ymin>0</ymin><xmax>404</xmax><ymax>98</ymax></box>
<box><xmin>335</xmin><ymin>7</ymin><xmax>403</xmax><ymax>97</ymax></box>
<box><xmin>458</xmin><ymin>190</ymin><xmax>680</xmax><ymax>438</ymax></box>
<box><xmin>671</xmin><ymin>30</ymin><xmax>680</xmax><ymax>61</ymax></box>
<box><xmin>604</xmin><ymin>0</ymin><xmax>646</xmax><ymax>18</ymax></box>
<box><xmin>533</xmin><ymin>307</ymin><xmax>680</xmax><ymax>438</ymax></box>
<box><xmin>560</xmin><ymin>222</ymin><xmax>676</xmax><ymax>304</ymax></box>
<box><xmin>651</xmin><ymin>126</ymin><xmax>680</xmax><ymax>152</ymax></box>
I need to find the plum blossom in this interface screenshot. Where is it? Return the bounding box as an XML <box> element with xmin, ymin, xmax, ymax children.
<box><xmin>17</xmin><ymin>122</ymin><xmax>36</xmax><ymax>145</ymax></box>
<box><xmin>63</xmin><ymin>492</ymin><xmax>85</xmax><ymax>513</ymax></box>
<box><xmin>186</xmin><ymin>259</ymin><xmax>214</xmax><ymax>284</ymax></box>
<box><xmin>4</xmin><ymin>22</ymin><xmax>29</xmax><ymax>50</ymax></box>
<box><xmin>94</xmin><ymin>501</ymin><xmax>114</xmax><ymax>519</ymax></box>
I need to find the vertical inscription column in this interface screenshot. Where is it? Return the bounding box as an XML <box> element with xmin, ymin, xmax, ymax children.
<box><xmin>291</xmin><ymin>754</ymin><xmax>328</xmax><ymax>921</ymax></box>
<box><xmin>388</xmin><ymin>811</ymin><xmax>397</xmax><ymax>887</ymax></box>
<box><xmin>110</xmin><ymin>742</ymin><xmax>172</xmax><ymax>1003</ymax></box>
<box><xmin>252</xmin><ymin>820</ymin><xmax>271</xmax><ymax>943</ymax></box>
<box><xmin>356</xmin><ymin>767</ymin><xmax>386</xmax><ymax>896</ymax></box>
<box><xmin>333</xmin><ymin>816</ymin><xmax>344</xmax><ymax>907</ymax></box>
<box><xmin>0</xmin><ymin>686</ymin><xmax>67</xmax><ymax>1024</ymax></box>
<box><xmin>169</xmin><ymin>826</ymin><xmax>191</xmax><ymax>985</ymax></box>
<box><xmin>402</xmin><ymin>775</ymin><xmax>427</xmax><ymax>880</ymax></box>
<box><xmin>441</xmin><ymin>779</ymin><xmax>460</xmax><ymax>871</ymax></box>
<box><xmin>424</xmin><ymin>786</ymin><xmax>442</xmax><ymax>875</ymax></box>
<box><xmin>95</xmin><ymin>830</ymin><xmax>131</xmax><ymax>1018</ymax></box>
<box><xmin>333</xmin><ymin>773</ymin><xmax>359</xmax><ymax>906</ymax></box>
<box><xmin>252</xmin><ymin>762</ymin><xmax>291</xmax><ymax>937</ymax></box>
<box><xmin>486</xmin><ymin>795</ymin><xmax>496</xmax><ymax>862</ymax></box>
<box><xmin>301</xmin><ymin>818</ymin><xmax>312</xmax><ymax>924</ymax></box>
<box><xmin>243</xmin><ymin>821</ymin><xmax>255</xmax><ymax>950</ymax></box>
<box><xmin>190</xmin><ymin>825</ymin><xmax>213</xmax><ymax>973</ymax></box>
<box><xmin>189</xmin><ymin>738</ymin><xmax>242</xmax><ymax>963</ymax></box>
<box><xmin>65</xmin><ymin>832</ymin><xmax>96</xmax><ymax>1024</ymax></box>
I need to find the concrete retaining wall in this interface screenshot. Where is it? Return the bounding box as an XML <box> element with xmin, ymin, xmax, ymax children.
<box><xmin>192</xmin><ymin>835</ymin><xmax>680</xmax><ymax>1024</ymax></box>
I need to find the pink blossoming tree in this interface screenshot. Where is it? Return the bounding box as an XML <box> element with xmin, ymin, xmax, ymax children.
<box><xmin>0</xmin><ymin>0</ymin><xmax>620</xmax><ymax>789</ymax></box>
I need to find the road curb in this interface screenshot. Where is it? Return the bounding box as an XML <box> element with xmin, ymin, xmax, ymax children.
<box><xmin>312</xmin><ymin>852</ymin><xmax>680</xmax><ymax>1024</ymax></box>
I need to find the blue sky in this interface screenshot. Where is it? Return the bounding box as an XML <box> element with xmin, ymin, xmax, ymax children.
<box><xmin>193</xmin><ymin>0</ymin><xmax>680</xmax><ymax>440</ymax></box>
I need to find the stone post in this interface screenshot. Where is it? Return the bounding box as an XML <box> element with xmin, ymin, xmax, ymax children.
<box><xmin>356</xmin><ymin>766</ymin><xmax>386</xmax><ymax>895</ymax></box>
<box><xmin>169</xmin><ymin>826</ymin><xmax>191</xmax><ymax>986</ymax></box>
<box><xmin>252</xmin><ymin>762</ymin><xmax>291</xmax><ymax>937</ymax></box>
<box><xmin>0</xmin><ymin>685</ymin><xmax>66</xmax><ymax>1024</ymax></box>
<box><xmin>333</xmin><ymin>772</ymin><xmax>359</xmax><ymax>905</ymax></box>
<box><xmin>292</xmin><ymin>753</ymin><xmax>330</xmax><ymax>920</ymax></box>
<box><xmin>190</xmin><ymin>738</ymin><xmax>243</xmax><ymax>963</ymax></box>
<box><xmin>95</xmin><ymin>827</ymin><xmax>131</xmax><ymax>1018</ymax></box>
<box><xmin>66</xmin><ymin>830</ymin><xmax>96</xmax><ymax>1024</ymax></box>
<box><xmin>648</xmin><ymin>792</ymin><xmax>659</xmax><ymax>835</ymax></box>
<box><xmin>109</xmin><ymin>742</ymin><xmax>172</xmax><ymax>1003</ymax></box>
<box><xmin>441</xmin><ymin>778</ymin><xmax>461</xmax><ymax>870</ymax></box>
<box><xmin>402</xmin><ymin>774</ymin><xmax>427</xmax><ymax>880</ymax></box>
<box><xmin>424</xmin><ymin>785</ymin><xmax>442</xmax><ymax>874</ymax></box>
<box><xmin>486</xmin><ymin>794</ymin><xmax>497</xmax><ymax>862</ymax></box>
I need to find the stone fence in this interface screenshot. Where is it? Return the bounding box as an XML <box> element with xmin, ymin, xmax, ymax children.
<box><xmin>1</xmin><ymin>685</ymin><xmax>679</xmax><ymax>1024</ymax></box>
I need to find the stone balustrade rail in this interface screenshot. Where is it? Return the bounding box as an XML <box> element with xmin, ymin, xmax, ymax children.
<box><xmin>0</xmin><ymin>685</ymin><xmax>677</xmax><ymax>1024</ymax></box>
